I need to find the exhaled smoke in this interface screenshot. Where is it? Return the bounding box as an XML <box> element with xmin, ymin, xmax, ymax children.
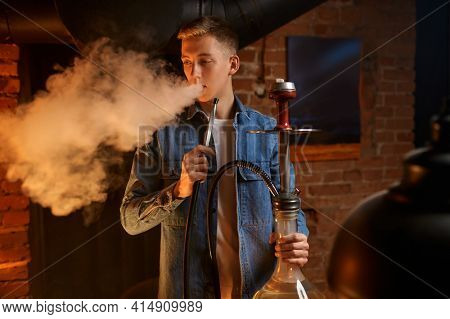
<box><xmin>0</xmin><ymin>39</ymin><xmax>201</xmax><ymax>216</ymax></box>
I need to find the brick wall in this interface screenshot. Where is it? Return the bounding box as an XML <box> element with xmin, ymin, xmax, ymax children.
<box><xmin>0</xmin><ymin>43</ymin><xmax>31</xmax><ymax>298</ymax></box>
<box><xmin>235</xmin><ymin>0</ymin><xmax>416</xmax><ymax>297</ymax></box>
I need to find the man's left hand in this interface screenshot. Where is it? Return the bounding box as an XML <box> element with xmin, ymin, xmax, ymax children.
<box><xmin>269</xmin><ymin>232</ymin><xmax>309</xmax><ymax>267</ymax></box>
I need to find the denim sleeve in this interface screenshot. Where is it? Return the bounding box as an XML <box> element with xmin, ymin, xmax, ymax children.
<box><xmin>120</xmin><ymin>136</ymin><xmax>185</xmax><ymax>235</ymax></box>
<box><xmin>269</xmin><ymin>140</ymin><xmax>309</xmax><ymax>237</ymax></box>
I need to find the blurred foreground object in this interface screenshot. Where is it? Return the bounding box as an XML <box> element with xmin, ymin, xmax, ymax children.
<box><xmin>328</xmin><ymin>98</ymin><xmax>450</xmax><ymax>298</ymax></box>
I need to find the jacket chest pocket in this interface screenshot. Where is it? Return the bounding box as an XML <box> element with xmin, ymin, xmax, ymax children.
<box><xmin>237</xmin><ymin>161</ymin><xmax>274</xmax><ymax>226</ymax></box>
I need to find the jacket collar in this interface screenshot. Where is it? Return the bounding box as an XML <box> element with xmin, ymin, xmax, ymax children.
<box><xmin>184</xmin><ymin>94</ymin><xmax>250</xmax><ymax>121</ymax></box>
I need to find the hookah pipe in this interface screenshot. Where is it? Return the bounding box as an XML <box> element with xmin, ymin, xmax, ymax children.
<box><xmin>183</xmin><ymin>98</ymin><xmax>218</xmax><ymax>299</ymax></box>
<box><xmin>271</xmin><ymin>79</ymin><xmax>297</xmax><ymax>193</ymax></box>
<box><xmin>204</xmin><ymin>79</ymin><xmax>317</xmax><ymax>298</ymax></box>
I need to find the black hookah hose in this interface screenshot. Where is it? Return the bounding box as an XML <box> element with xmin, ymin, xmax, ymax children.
<box><xmin>183</xmin><ymin>179</ymin><xmax>201</xmax><ymax>299</ymax></box>
<box><xmin>205</xmin><ymin>160</ymin><xmax>279</xmax><ymax>298</ymax></box>
<box><xmin>184</xmin><ymin>98</ymin><xmax>218</xmax><ymax>299</ymax></box>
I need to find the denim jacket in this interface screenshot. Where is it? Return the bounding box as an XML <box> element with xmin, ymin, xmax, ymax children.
<box><xmin>120</xmin><ymin>96</ymin><xmax>308</xmax><ymax>299</ymax></box>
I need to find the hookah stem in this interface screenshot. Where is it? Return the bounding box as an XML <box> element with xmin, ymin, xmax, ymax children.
<box><xmin>183</xmin><ymin>98</ymin><xmax>219</xmax><ymax>299</ymax></box>
<box><xmin>278</xmin><ymin>130</ymin><xmax>290</xmax><ymax>194</ymax></box>
<box><xmin>271</xmin><ymin>81</ymin><xmax>295</xmax><ymax>195</ymax></box>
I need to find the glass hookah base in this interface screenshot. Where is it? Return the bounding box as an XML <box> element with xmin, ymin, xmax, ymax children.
<box><xmin>253</xmin><ymin>278</ymin><xmax>302</xmax><ymax>299</ymax></box>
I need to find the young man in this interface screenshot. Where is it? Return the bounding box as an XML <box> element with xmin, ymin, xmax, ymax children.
<box><xmin>120</xmin><ymin>16</ymin><xmax>309</xmax><ymax>299</ymax></box>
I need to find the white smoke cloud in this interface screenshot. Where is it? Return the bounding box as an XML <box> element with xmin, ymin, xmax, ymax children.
<box><xmin>0</xmin><ymin>39</ymin><xmax>201</xmax><ymax>216</ymax></box>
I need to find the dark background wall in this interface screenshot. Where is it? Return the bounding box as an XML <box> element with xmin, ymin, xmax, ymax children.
<box><xmin>415</xmin><ymin>0</ymin><xmax>450</xmax><ymax>147</ymax></box>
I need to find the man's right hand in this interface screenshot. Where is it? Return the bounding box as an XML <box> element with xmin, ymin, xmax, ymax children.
<box><xmin>173</xmin><ymin>145</ymin><xmax>215</xmax><ymax>198</ymax></box>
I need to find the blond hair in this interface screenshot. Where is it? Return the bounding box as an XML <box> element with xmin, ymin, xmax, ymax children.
<box><xmin>177</xmin><ymin>16</ymin><xmax>239</xmax><ymax>54</ymax></box>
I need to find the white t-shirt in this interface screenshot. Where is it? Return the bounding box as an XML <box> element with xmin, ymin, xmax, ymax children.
<box><xmin>212</xmin><ymin>118</ymin><xmax>241</xmax><ymax>299</ymax></box>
